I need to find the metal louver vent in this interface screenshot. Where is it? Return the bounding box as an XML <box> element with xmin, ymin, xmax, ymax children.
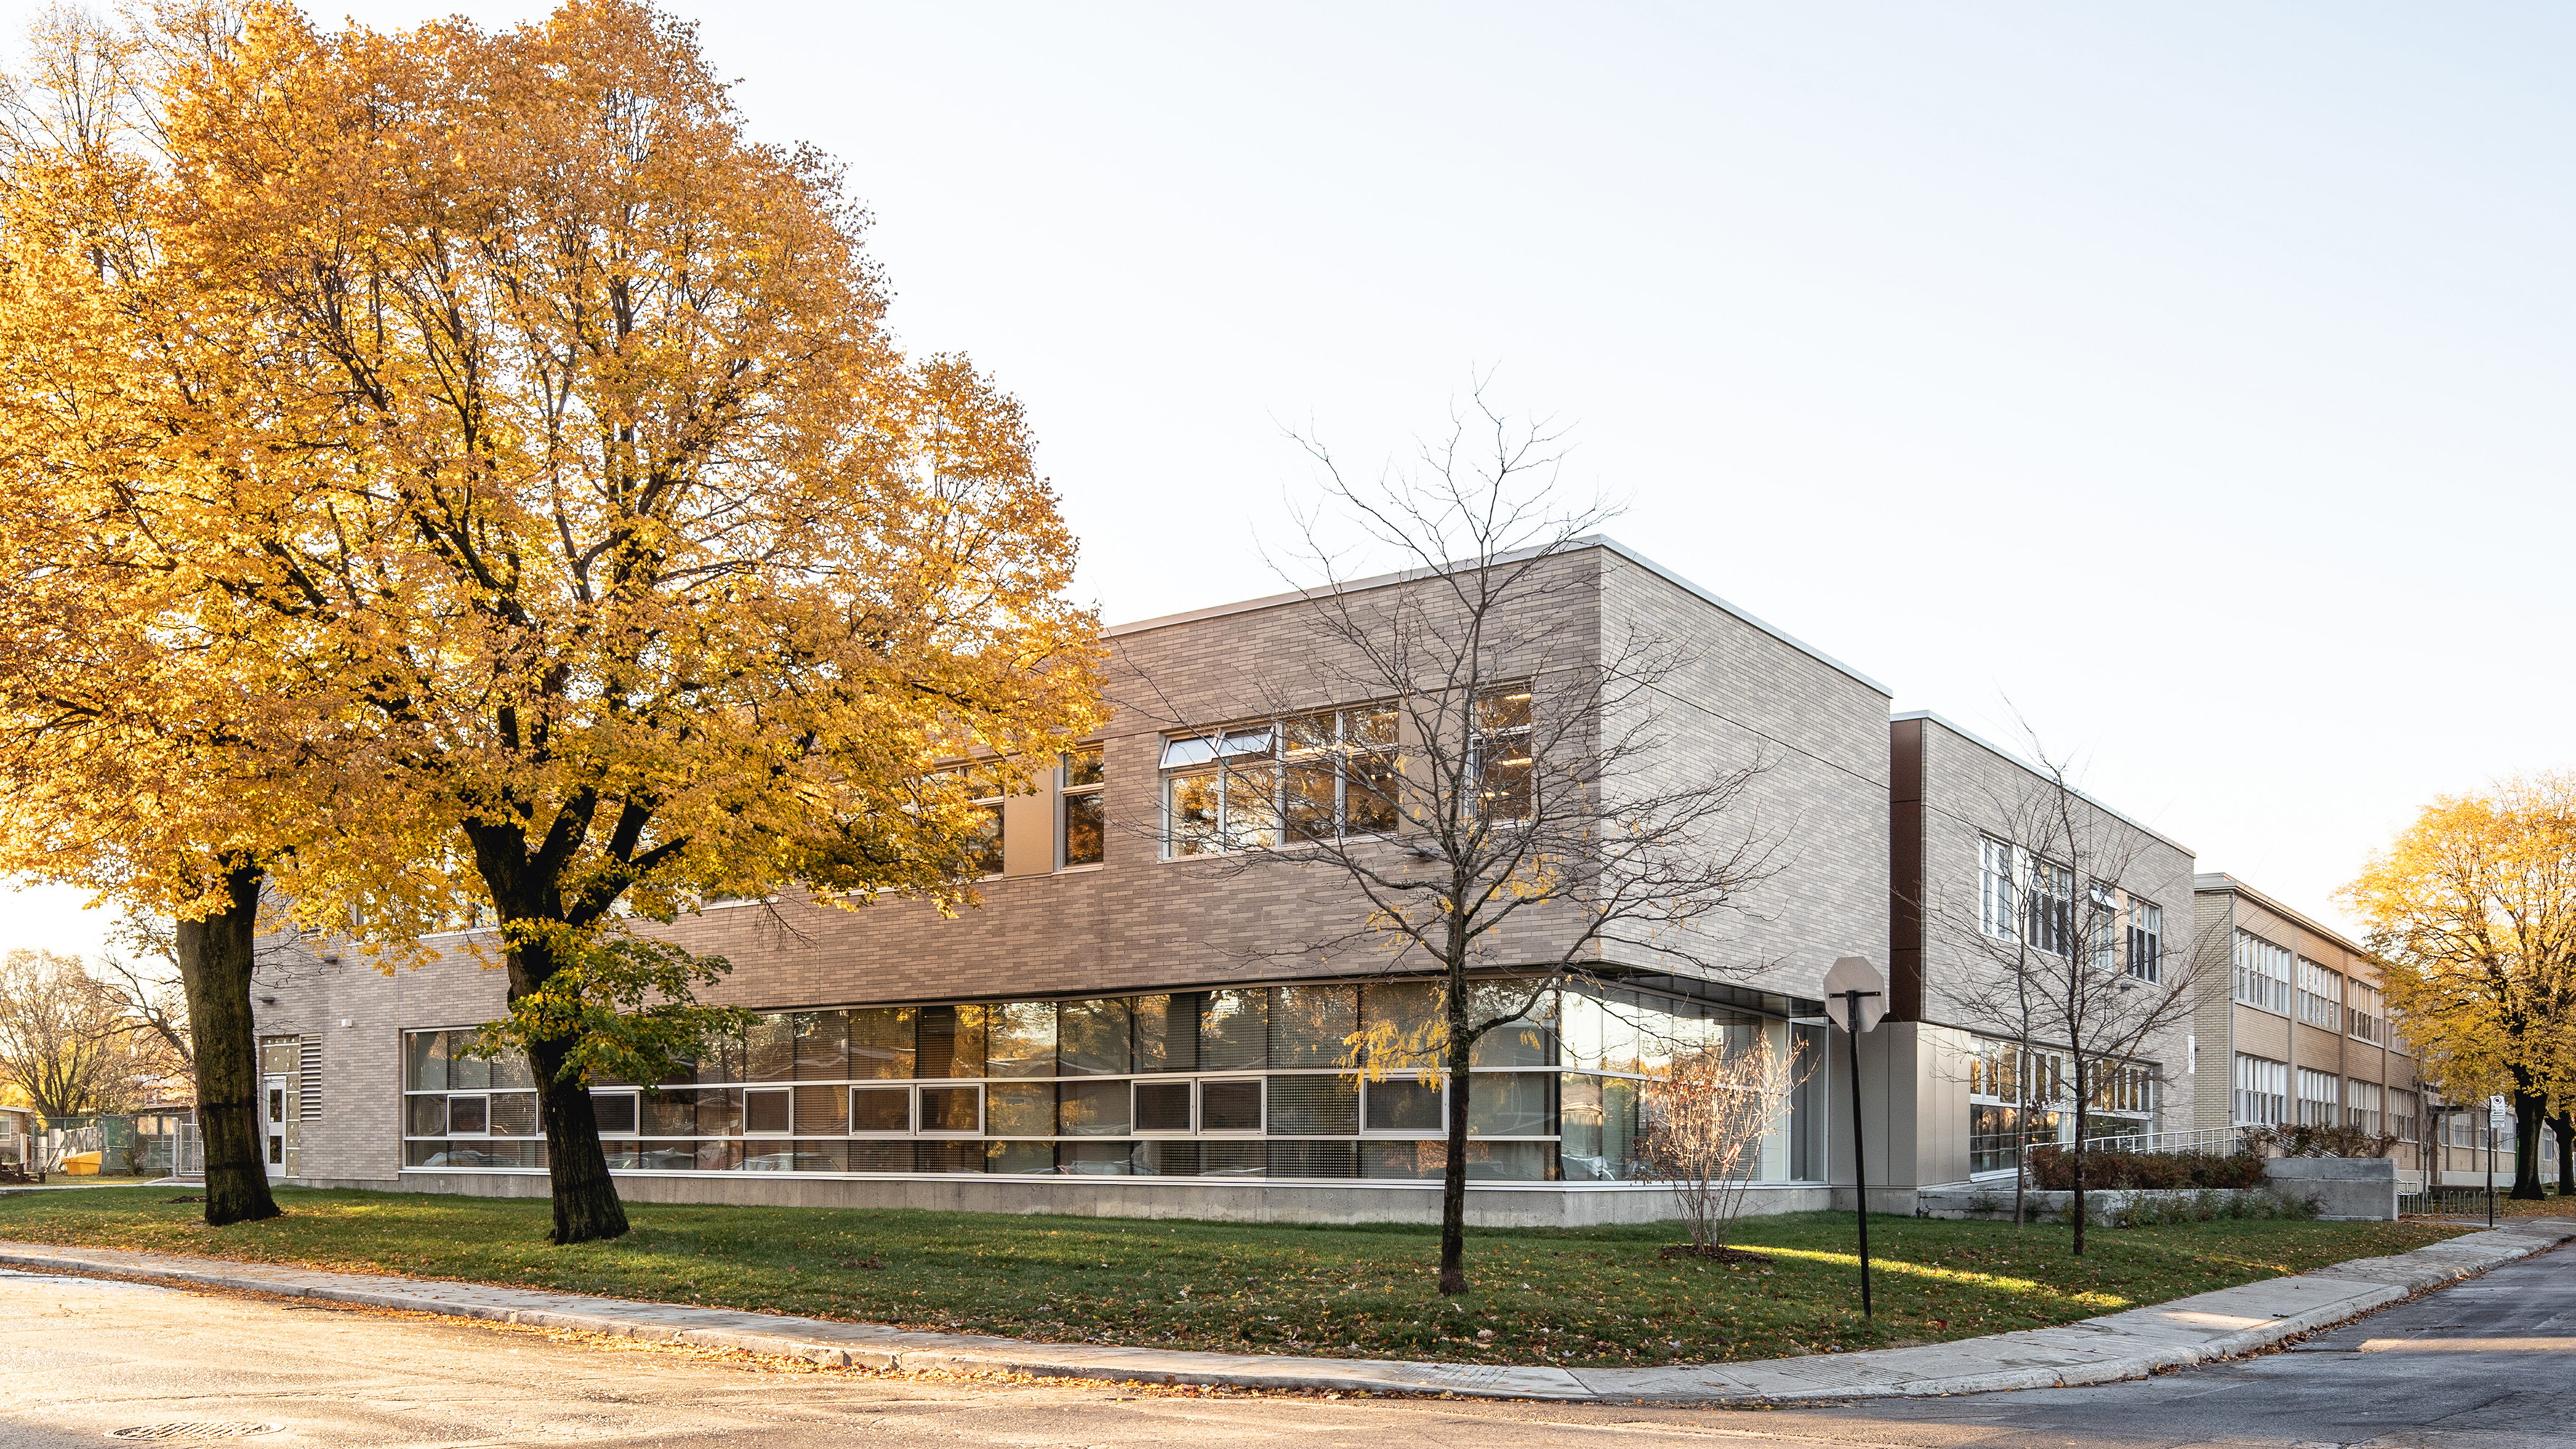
<box><xmin>299</xmin><ymin>1037</ymin><xmax>321</xmax><ymax>1120</ymax></box>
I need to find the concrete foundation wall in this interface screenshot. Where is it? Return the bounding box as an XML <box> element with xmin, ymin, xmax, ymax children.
<box><xmin>286</xmin><ymin>1171</ymin><xmax>1831</xmax><ymax>1229</ymax></box>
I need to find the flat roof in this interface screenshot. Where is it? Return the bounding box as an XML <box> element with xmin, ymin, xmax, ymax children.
<box><xmin>1894</xmin><ymin>709</ymin><xmax>2195</xmax><ymax>858</ymax></box>
<box><xmin>1105</xmin><ymin>535</ymin><xmax>1892</xmax><ymax>697</ymax></box>
<box><xmin>2194</xmin><ymin>872</ymin><xmax>2374</xmax><ymax>960</ymax></box>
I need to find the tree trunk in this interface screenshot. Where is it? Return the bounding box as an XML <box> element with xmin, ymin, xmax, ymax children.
<box><xmin>2551</xmin><ymin>1109</ymin><xmax>2574</xmax><ymax>1197</ymax></box>
<box><xmin>1436</xmin><ymin>971</ymin><xmax>1471</xmax><ymax>1296</ymax></box>
<box><xmin>507</xmin><ymin>932</ymin><xmax>628</xmax><ymax>1245</ymax></box>
<box><xmin>2069</xmin><ymin>1064</ymin><xmax>2088</xmax><ymax>1256</ymax></box>
<box><xmin>175</xmin><ymin>861</ymin><xmax>278</xmax><ymax>1228</ymax></box>
<box><xmin>2509</xmin><ymin>1090</ymin><xmax>2545</xmax><ymax>1200</ymax></box>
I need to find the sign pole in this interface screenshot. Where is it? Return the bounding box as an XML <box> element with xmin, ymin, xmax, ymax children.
<box><xmin>1841</xmin><ymin>987</ymin><xmax>1879</xmax><ymax>1320</ymax></box>
<box><xmin>1820</xmin><ymin>957</ymin><xmax>1886</xmax><ymax>1324</ymax></box>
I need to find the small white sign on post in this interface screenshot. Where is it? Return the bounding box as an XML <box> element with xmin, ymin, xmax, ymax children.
<box><xmin>2489</xmin><ymin>1094</ymin><xmax>2511</xmax><ymax>1129</ymax></box>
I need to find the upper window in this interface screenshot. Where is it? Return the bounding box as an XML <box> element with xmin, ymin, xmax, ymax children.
<box><xmin>2347</xmin><ymin>979</ymin><xmax>2383</xmax><ymax>1043</ymax></box>
<box><xmin>2089</xmin><ymin>883</ymin><xmax>2119</xmax><ymax>973</ymax></box>
<box><xmin>1162</xmin><ymin>706</ymin><xmax>1397</xmax><ymax>857</ymax></box>
<box><xmin>959</xmin><ymin>771</ymin><xmax>1006</xmax><ymax>877</ymax></box>
<box><xmin>2295</xmin><ymin>958</ymin><xmax>2343</xmax><ymax>1030</ymax></box>
<box><xmin>2023</xmin><ymin>858</ymin><xmax>2074</xmax><ymax>957</ymax></box>
<box><xmin>1060</xmin><ymin>747</ymin><xmax>1104</xmax><ymax>867</ymax></box>
<box><xmin>2232</xmin><ymin>931</ymin><xmax>2293</xmax><ymax>1014</ymax></box>
<box><xmin>1978</xmin><ymin>838</ymin><xmax>2015</xmax><ymax>939</ymax></box>
<box><xmin>2125</xmin><ymin>899</ymin><xmax>2164</xmax><ymax>982</ymax></box>
<box><xmin>1470</xmin><ymin>687</ymin><xmax>1533</xmax><ymax>821</ymax></box>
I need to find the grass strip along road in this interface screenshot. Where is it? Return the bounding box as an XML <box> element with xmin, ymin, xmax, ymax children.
<box><xmin>0</xmin><ymin>1187</ymin><xmax>2461</xmax><ymax>1368</ymax></box>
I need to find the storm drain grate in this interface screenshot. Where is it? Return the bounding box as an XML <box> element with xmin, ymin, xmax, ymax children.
<box><xmin>107</xmin><ymin>1425</ymin><xmax>281</xmax><ymax>1442</ymax></box>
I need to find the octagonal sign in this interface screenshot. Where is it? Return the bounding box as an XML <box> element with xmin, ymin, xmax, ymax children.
<box><xmin>1821</xmin><ymin>955</ymin><xmax>1886</xmax><ymax>1034</ymax></box>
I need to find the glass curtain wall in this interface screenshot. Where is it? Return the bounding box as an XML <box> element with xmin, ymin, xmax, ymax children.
<box><xmin>399</xmin><ymin>982</ymin><xmax>1813</xmax><ymax>1183</ymax></box>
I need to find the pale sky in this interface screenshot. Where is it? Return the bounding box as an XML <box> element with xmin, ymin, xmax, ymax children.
<box><xmin>6</xmin><ymin>2</ymin><xmax>2571</xmax><ymax>955</ymax></box>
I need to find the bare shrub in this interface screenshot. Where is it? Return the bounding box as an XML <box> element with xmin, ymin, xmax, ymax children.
<box><xmin>1638</xmin><ymin>1034</ymin><xmax>1807</xmax><ymax>1257</ymax></box>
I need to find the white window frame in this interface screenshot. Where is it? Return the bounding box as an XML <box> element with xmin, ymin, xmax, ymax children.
<box><xmin>446</xmin><ymin>1093</ymin><xmax>491</xmax><ymax>1139</ymax></box>
<box><xmin>1059</xmin><ymin>746</ymin><xmax>1106</xmax><ymax>870</ymax></box>
<box><xmin>846</xmin><ymin>1084</ymin><xmax>918</xmax><ymax>1138</ymax></box>
<box><xmin>1131</xmin><ymin>1078</ymin><xmax>1197</xmax><ymax>1136</ymax></box>
<box><xmin>2233</xmin><ymin>931</ymin><xmax>2293</xmax><ymax>1014</ymax></box>
<box><xmin>2295</xmin><ymin>958</ymin><xmax>2344</xmax><ymax>1030</ymax></box>
<box><xmin>2234</xmin><ymin>1053</ymin><xmax>2286</xmax><ymax>1127</ymax></box>
<box><xmin>742</xmin><ymin>1085</ymin><xmax>794</xmax><ymax>1138</ymax></box>
<box><xmin>2023</xmin><ymin>858</ymin><xmax>2075</xmax><ymax>957</ymax></box>
<box><xmin>2089</xmin><ymin>883</ymin><xmax>2119</xmax><ymax>973</ymax></box>
<box><xmin>2126</xmin><ymin>899</ymin><xmax>2163</xmax><ymax>983</ymax></box>
<box><xmin>913</xmin><ymin>1081</ymin><xmax>985</xmax><ymax>1139</ymax></box>
<box><xmin>1195</xmin><ymin>1076</ymin><xmax>1266</xmax><ymax>1136</ymax></box>
<box><xmin>589</xmin><ymin>1088</ymin><xmax>641</xmax><ymax>1137</ymax></box>
<box><xmin>1360</xmin><ymin>1075</ymin><xmax>1448</xmax><ymax>1136</ymax></box>
<box><xmin>1978</xmin><ymin>837</ymin><xmax>2016</xmax><ymax>940</ymax></box>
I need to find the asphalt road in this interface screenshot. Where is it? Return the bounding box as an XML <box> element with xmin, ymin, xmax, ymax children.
<box><xmin>2</xmin><ymin>1243</ymin><xmax>2567</xmax><ymax>1448</ymax></box>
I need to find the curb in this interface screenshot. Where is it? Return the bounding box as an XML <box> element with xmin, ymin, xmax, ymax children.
<box><xmin>1</xmin><ymin>1220</ymin><xmax>2568</xmax><ymax>1404</ymax></box>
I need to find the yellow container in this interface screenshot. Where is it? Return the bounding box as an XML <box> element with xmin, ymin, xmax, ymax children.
<box><xmin>60</xmin><ymin>1151</ymin><xmax>101</xmax><ymax>1176</ymax></box>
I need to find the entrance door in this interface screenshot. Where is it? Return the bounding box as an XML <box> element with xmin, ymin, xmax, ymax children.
<box><xmin>262</xmin><ymin>1075</ymin><xmax>288</xmax><ymax>1179</ymax></box>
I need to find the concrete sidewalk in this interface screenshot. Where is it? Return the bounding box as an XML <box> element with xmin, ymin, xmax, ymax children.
<box><xmin>2</xmin><ymin>1220</ymin><xmax>2567</xmax><ymax>1404</ymax></box>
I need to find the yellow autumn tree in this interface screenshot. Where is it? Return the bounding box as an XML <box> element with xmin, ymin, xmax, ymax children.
<box><xmin>0</xmin><ymin>2</ymin><xmax>444</xmax><ymax>1225</ymax></box>
<box><xmin>2341</xmin><ymin>774</ymin><xmax>2576</xmax><ymax>1200</ymax></box>
<box><xmin>0</xmin><ymin>1</ymin><xmax>1102</xmax><ymax>1243</ymax></box>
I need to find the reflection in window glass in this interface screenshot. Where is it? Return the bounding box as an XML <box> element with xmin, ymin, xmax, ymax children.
<box><xmin>1367</xmin><ymin>1078</ymin><xmax>1443</xmax><ymax>1133</ymax></box>
<box><xmin>986</xmin><ymin>1082</ymin><xmax>1056</xmax><ymax>1136</ymax></box>
<box><xmin>408</xmin><ymin>1095</ymin><xmax>448</xmax><ymax>1137</ymax></box>
<box><xmin>1062</xmin><ymin>747</ymin><xmax>1105</xmax><ymax>867</ymax></box>
<box><xmin>1271</xmin><ymin>984</ymin><xmax>1356</xmax><ymax>1069</ymax></box>
<box><xmin>1268</xmin><ymin>1075</ymin><xmax>1359</xmax><ymax>1136</ymax></box>
<box><xmin>697</xmin><ymin>1088</ymin><xmax>743</xmax><ymax>1136</ymax></box>
<box><xmin>746</xmin><ymin>1014</ymin><xmax>797</xmax><ymax>1083</ymax></box>
<box><xmin>406</xmin><ymin>1032</ymin><xmax>449</xmax><ymax>1091</ymax></box>
<box><xmin>588</xmin><ymin>1091</ymin><xmax>636</xmax><ymax>1136</ymax></box>
<box><xmin>795</xmin><ymin>1012</ymin><xmax>848</xmax><ymax>1080</ymax></box>
<box><xmin>1466</xmin><ymin>1073</ymin><xmax>1554</xmax><ymax>1136</ymax></box>
<box><xmin>915</xmin><ymin>1004</ymin><xmax>984</xmax><ymax>1079</ymax></box>
<box><xmin>1061</xmin><ymin>1141</ymin><xmax>1135</xmax><ymax>1175</ymax></box>
<box><xmin>447</xmin><ymin>1095</ymin><xmax>489</xmax><ymax>1135</ymax></box>
<box><xmin>1134</xmin><ymin>1080</ymin><xmax>1192</xmax><ymax>1132</ymax></box>
<box><xmin>1056</xmin><ymin>998</ymin><xmax>1131</xmax><ymax>1075</ymax></box>
<box><xmin>987</xmin><ymin>1139</ymin><xmax>1052</xmax><ymax>1174</ymax></box>
<box><xmin>850</xmin><ymin>1007</ymin><xmax>916</xmax><ymax>1080</ymax></box>
<box><xmin>1057</xmin><ymin>1080</ymin><xmax>1130</xmax><ymax>1135</ymax></box>
<box><xmin>487</xmin><ymin>1093</ymin><xmax>539</xmax><ymax>1136</ymax></box>
<box><xmin>446</xmin><ymin>1037</ymin><xmax>491</xmax><ymax>1091</ymax></box>
<box><xmin>849</xmin><ymin>1087</ymin><xmax>910</xmax><ymax>1133</ymax></box>
<box><xmin>1197</xmin><ymin>990</ymin><xmax>1268</xmax><ymax>1071</ymax></box>
<box><xmin>1201</xmin><ymin>1079</ymin><xmax>1264</xmax><ymax>1132</ymax></box>
<box><xmin>1131</xmin><ymin>994</ymin><xmax>1195</xmax><ymax>1073</ymax></box>
<box><xmin>744</xmin><ymin>1088</ymin><xmax>792</xmax><ymax>1134</ymax></box>
<box><xmin>987</xmin><ymin>1001</ymin><xmax>1056</xmax><ymax>1078</ymax></box>
<box><xmin>919</xmin><ymin>1085</ymin><xmax>980</xmax><ymax>1133</ymax></box>
<box><xmin>1270</xmin><ymin>1140</ymin><xmax>1357</xmax><ymax>1178</ymax></box>
<box><xmin>793</xmin><ymin>1084</ymin><xmax>845</xmax><ymax>1134</ymax></box>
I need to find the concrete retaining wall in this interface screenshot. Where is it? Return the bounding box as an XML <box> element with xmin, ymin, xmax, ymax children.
<box><xmin>289</xmin><ymin>1171</ymin><xmax>1831</xmax><ymax>1228</ymax></box>
<box><xmin>2265</xmin><ymin>1155</ymin><xmax>2397</xmax><ymax>1221</ymax></box>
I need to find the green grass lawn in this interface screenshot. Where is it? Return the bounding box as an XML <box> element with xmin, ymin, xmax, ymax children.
<box><xmin>0</xmin><ymin>1187</ymin><xmax>2464</xmax><ymax>1368</ymax></box>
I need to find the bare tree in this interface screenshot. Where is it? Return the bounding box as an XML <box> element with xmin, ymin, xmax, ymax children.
<box><xmin>1930</xmin><ymin>740</ymin><xmax>2204</xmax><ymax>1255</ymax></box>
<box><xmin>0</xmin><ymin>948</ymin><xmax>135</xmax><ymax>1118</ymax></box>
<box><xmin>1638</xmin><ymin>1034</ymin><xmax>1809</xmax><ymax>1259</ymax></box>
<box><xmin>1169</xmin><ymin>395</ymin><xmax>1781</xmax><ymax>1294</ymax></box>
<box><xmin>98</xmin><ymin>910</ymin><xmax>191</xmax><ymax>1081</ymax></box>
